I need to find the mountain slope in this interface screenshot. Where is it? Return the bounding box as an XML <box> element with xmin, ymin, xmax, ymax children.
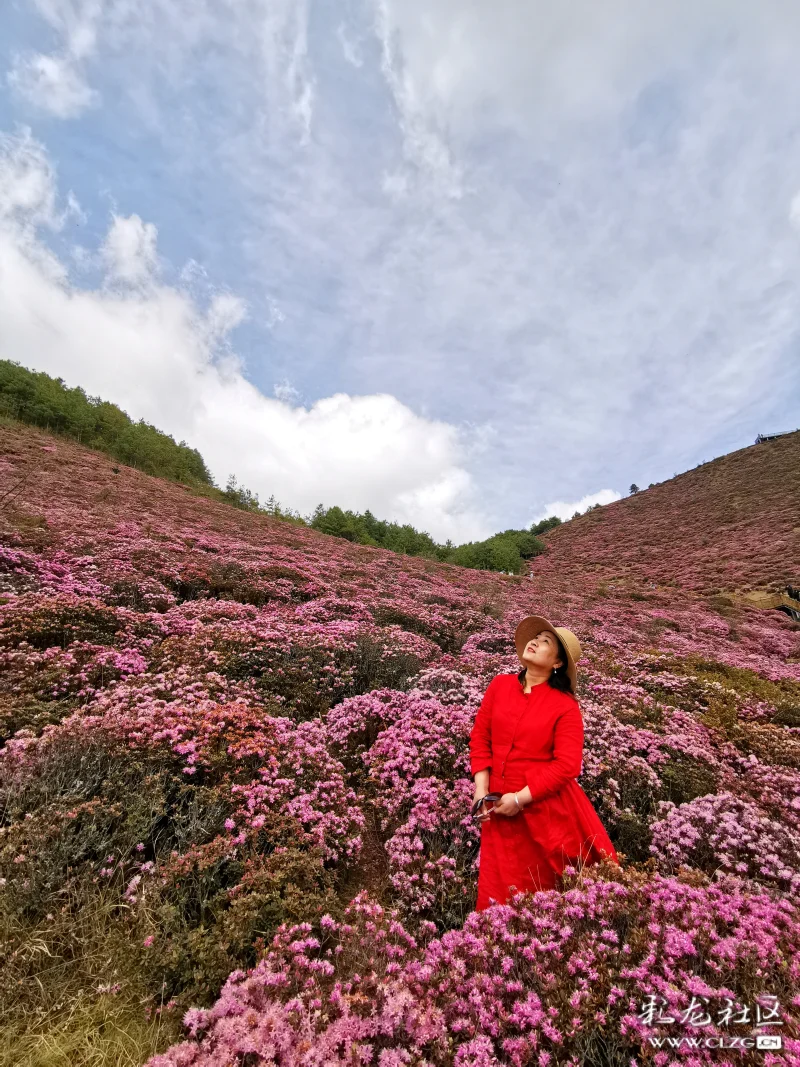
<box><xmin>2</xmin><ymin>420</ymin><xmax>797</xmax><ymax>678</ymax></box>
<box><xmin>1</xmin><ymin>420</ymin><xmax>800</xmax><ymax>1066</ymax></box>
<box><xmin>532</xmin><ymin>430</ymin><xmax>800</xmax><ymax>596</ymax></box>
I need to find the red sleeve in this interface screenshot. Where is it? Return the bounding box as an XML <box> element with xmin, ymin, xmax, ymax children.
<box><xmin>469</xmin><ymin>676</ymin><xmax>499</xmax><ymax>776</ymax></box>
<box><xmin>524</xmin><ymin>700</ymin><xmax>583</xmax><ymax>801</ymax></box>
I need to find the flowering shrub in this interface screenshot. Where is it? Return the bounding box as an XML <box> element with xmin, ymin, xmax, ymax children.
<box><xmin>1</xmin><ymin>422</ymin><xmax>799</xmax><ymax>1062</ymax></box>
<box><xmin>0</xmin><ymin>641</ymin><xmax>147</xmax><ymax>724</ymax></box>
<box><xmin>651</xmin><ymin>791</ymin><xmax>800</xmax><ymax>894</ymax></box>
<box><xmin>3</xmin><ymin>697</ymin><xmax>365</xmax><ymax>861</ymax></box>
<box><xmin>149</xmin><ymin>869</ymin><xmax>800</xmax><ymax>1067</ymax></box>
<box><xmin>215</xmin><ymin>618</ymin><xmax>438</xmax><ymax>719</ymax></box>
<box><xmin>331</xmin><ymin>689</ymin><xmax>481</xmax><ymax>925</ymax></box>
<box><xmin>133</xmin><ymin>816</ymin><xmax>342</xmax><ymax>1005</ymax></box>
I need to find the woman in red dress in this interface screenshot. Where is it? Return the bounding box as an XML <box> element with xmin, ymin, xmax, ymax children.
<box><xmin>469</xmin><ymin>614</ymin><xmax>618</xmax><ymax>911</ymax></box>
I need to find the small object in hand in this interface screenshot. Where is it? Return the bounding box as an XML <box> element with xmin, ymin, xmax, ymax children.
<box><xmin>471</xmin><ymin>793</ymin><xmax>502</xmax><ymax>822</ymax></box>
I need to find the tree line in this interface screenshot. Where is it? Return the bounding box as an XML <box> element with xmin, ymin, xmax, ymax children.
<box><xmin>307</xmin><ymin>506</ymin><xmax>563</xmax><ymax>573</ymax></box>
<box><xmin>1</xmin><ymin>359</ymin><xmax>565</xmax><ymax>574</ymax></box>
<box><xmin>0</xmin><ymin>359</ymin><xmax>212</xmax><ymax>486</ymax></box>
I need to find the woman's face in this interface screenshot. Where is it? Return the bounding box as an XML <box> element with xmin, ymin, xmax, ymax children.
<box><xmin>522</xmin><ymin>629</ymin><xmax>564</xmax><ymax>673</ymax></box>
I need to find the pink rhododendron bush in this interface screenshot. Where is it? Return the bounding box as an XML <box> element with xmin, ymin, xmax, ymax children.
<box><xmin>1</xmin><ymin>424</ymin><xmax>800</xmax><ymax>1064</ymax></box>
<box><xmin>149</xmin><ymin>875</ymin><xmax>800</xmax><ymax>1067</ymax></box>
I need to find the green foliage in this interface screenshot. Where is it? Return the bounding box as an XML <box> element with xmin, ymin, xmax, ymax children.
<box><xmin>447</xmin><ymin>528</ymin><xmax>546</xmax><ymax>575</ymax></box>
<box><xmin>221</xmin><ymin>474</ymin><xmax>262</xmax><ymax>512</ymax></box>
<box><xmin>220</xmin><ymin>476</ymin><xmax>307</xmax><ymax>524</ymax></box>
<box><xmin>0</xmin><ymin>360</ymin><xmax>212</xmax><ymax>485</ymax></box>
<box><xmin>310</xmin><ymin>505</ymin><xmax>441</xmax><ymax>558</ymax></box>
<box><xmin>310</xmin><ymin>505</ymin><xmax>555</xmax><ymax>575</ymax></box>
<box><xmin>530</xmin><ymin>515</ymin><xmax>562</xmax><ymax>535</ymax></box>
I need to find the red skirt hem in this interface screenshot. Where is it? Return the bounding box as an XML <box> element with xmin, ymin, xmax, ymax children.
<box><xmin>475</xmin><ymin>779</ymin><xmax>618</xmax><ymax>911</ymax></box>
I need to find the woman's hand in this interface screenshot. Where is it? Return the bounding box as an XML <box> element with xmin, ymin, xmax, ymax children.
<box><xmin>472</xmin><ymin>786</ymin><xmax>491</xmax><ymax>822</ymax></box>
<box><xmin>492</xmin><ymin>792</ymin><xmax>524</xmax><ymax>817</ymax></box>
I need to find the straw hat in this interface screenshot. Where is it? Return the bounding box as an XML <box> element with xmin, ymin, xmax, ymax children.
<box><xmin>514</xmin><ymin>615</ymin><xmax>582</xmax><ymax>694</ymax></box>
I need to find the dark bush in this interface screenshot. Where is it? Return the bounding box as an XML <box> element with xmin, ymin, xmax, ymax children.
<box><xmin>659</xmin><ymin>751</ymin><xmax>719</xmax><ymax>806</ymax></box>
<box><xmin>139</xmin><ymin>819</ymin><xmax>338</xmax><ymax>1006</ymax></box>
<box><xmin>221</xmin><ymin>634</ymin><xmax>425</xmax><ymax>721</ymax></box>
<box><xmin>0</xmin><ymin>597</ymin><xmax>124</xmax><ymax>650</ymax></box>
<box><xmin>0</xmin><ymin>737</ymin><xmax>229</xmax><ymax>924</ymax></box>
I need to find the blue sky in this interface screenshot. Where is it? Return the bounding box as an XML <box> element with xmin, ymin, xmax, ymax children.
<box><xmin>1</xmin><ymin>0</ymin><xmax>799</xmax><ymax>541</ymax></box>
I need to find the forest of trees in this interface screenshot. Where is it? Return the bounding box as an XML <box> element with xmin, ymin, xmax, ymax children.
<box><xmin>0</xmin><ymin>359</ymin><xmax>568</xmax><ymax>574</ymax></box>
<box><xmin>0</xmin><ymin>360</ymin><xmax>212</xmax><ymax>486</ymax></box>
<box><xmin>307</xmin><ymin>506</ymin><xmax>562</xmax><ymax>573</ymax></box>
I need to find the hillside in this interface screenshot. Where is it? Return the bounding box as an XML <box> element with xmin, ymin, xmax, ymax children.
<box><xmin>532</xmin><ymin>430</ymin><xmax>800</xmax><ymax>596</ymax></box>
<box><xmin>1</xmin><ymin>421</ymin><xmax>800</xmax><ymax>1066</ymax></box>
<box><xmin>0</xmin><ymin>358</ymin><xmax>550</xmax><ymax>576</ymax></box>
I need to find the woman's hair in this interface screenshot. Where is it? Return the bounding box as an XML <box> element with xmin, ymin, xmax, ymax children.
<box><xmin>517</xmin><ymin>634</ymin><xmax>574</xmax><ymax>695</ymax></box>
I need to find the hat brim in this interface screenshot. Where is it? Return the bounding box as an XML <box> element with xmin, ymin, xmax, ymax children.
<box><xmin>514</xmin><ymin>615</ymin><xmax>578</xmax><ymax>694</ymax></box>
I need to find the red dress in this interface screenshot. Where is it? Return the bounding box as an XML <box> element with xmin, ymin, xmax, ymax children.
<box><xmin>469</xmin><ymin>672</ymin><xmax>618</xmax><ymax>911</ymax></box>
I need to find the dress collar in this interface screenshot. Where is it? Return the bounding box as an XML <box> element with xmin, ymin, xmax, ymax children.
<box><xmin>518</xmin><ymin>670</ymin><xmax>577</xmax><ymax>702</ymax></box>
<box><xmin>518</xmin><ymin>668</ymin><xmax>548</xmax><ymax>695</ymax></box>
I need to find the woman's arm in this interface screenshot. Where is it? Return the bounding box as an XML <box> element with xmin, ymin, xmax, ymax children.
<box><xmin>494</xmin><ymin>708</ymin><xmax>583</xmax><ymax>816</ymax></box>
<box><xmin>469</xmin><ymin>676</ymin><xmax>497</xmax><ymax>778</ymax></box>
<box><xmin>472</xmin><ymin>768</ymin><xmax>490</xmax><ymax>806</ymax></box>
<box><xmin>522</xmin><ymin>704</ymin><xmax>583</xmax><ymax>803</ymax></box>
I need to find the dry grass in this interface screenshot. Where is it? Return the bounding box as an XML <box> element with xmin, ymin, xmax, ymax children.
<box><xmin>0</xmin><ymin>996</ymin><xmax>177</xmax><ymax>1067</ymax></box>
<box><xmin>0</xmin><ymin>885</ymin><xmax>181</xmax><ymax>1067</ymax></box>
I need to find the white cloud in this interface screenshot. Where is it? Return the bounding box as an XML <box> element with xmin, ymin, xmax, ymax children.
<box><xmin>265</xmin><ymin>299</ymin><xmax>285</xmax><ymax>330</ymax></box>
<box><xmin>0</xmin><ymin>128</ymin><xmax>490</xmax><ymax>543</ymax></box>
<box><xmin>101</xmin><ymin>214</ymin><xmax>158</xmax><ymax>285</ymax></box>
<box><xmin>7</xmin><ymin>0</ymin><xmax>320</xmax><ymax>151</ymax></box>
<box><xmin>205</xmin><ymin>292</ymin><xmax>248</xmax><ymax>343</ymax></box>
<box><xmin>530</xmin><ymin>489</ymin><xmax>622</xmax><ymax>525</ymax></box>
<box><xmin>790</xmin><ymin>190</ymin><xmax>800</xmax><ymax>231</ymax></box>
<box><xmin>277</xmin><ymin>0</ymin><xmax>315</xmax><ymax>141</ymax></box>
<box><xmin>337</xmin><ymin>24</ymin><xmax>363</xmax><ymax>68</ymax></box>
<box><xmin>0</xmin><ymin>128</ymin><xmax>61</xmax><ymax>228</ymax></box>
<box><xmin>373</xmin><ymin>0</ymin><xmax>465</xmax><ymax>197</ymax></box>
<box><xmin>8</xmin><ymin>52</ymin><xmax>98</xmax><ymax>118</ymax></box>
<box><xmin>7</xmin><ymin>0</ymin><xmax>104</xmax><ymax>118</ymax></box>
<box><xmin>372</xmin><ymin>0</ymin><xmax>800</xmax><ymax>142</ymax></box>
